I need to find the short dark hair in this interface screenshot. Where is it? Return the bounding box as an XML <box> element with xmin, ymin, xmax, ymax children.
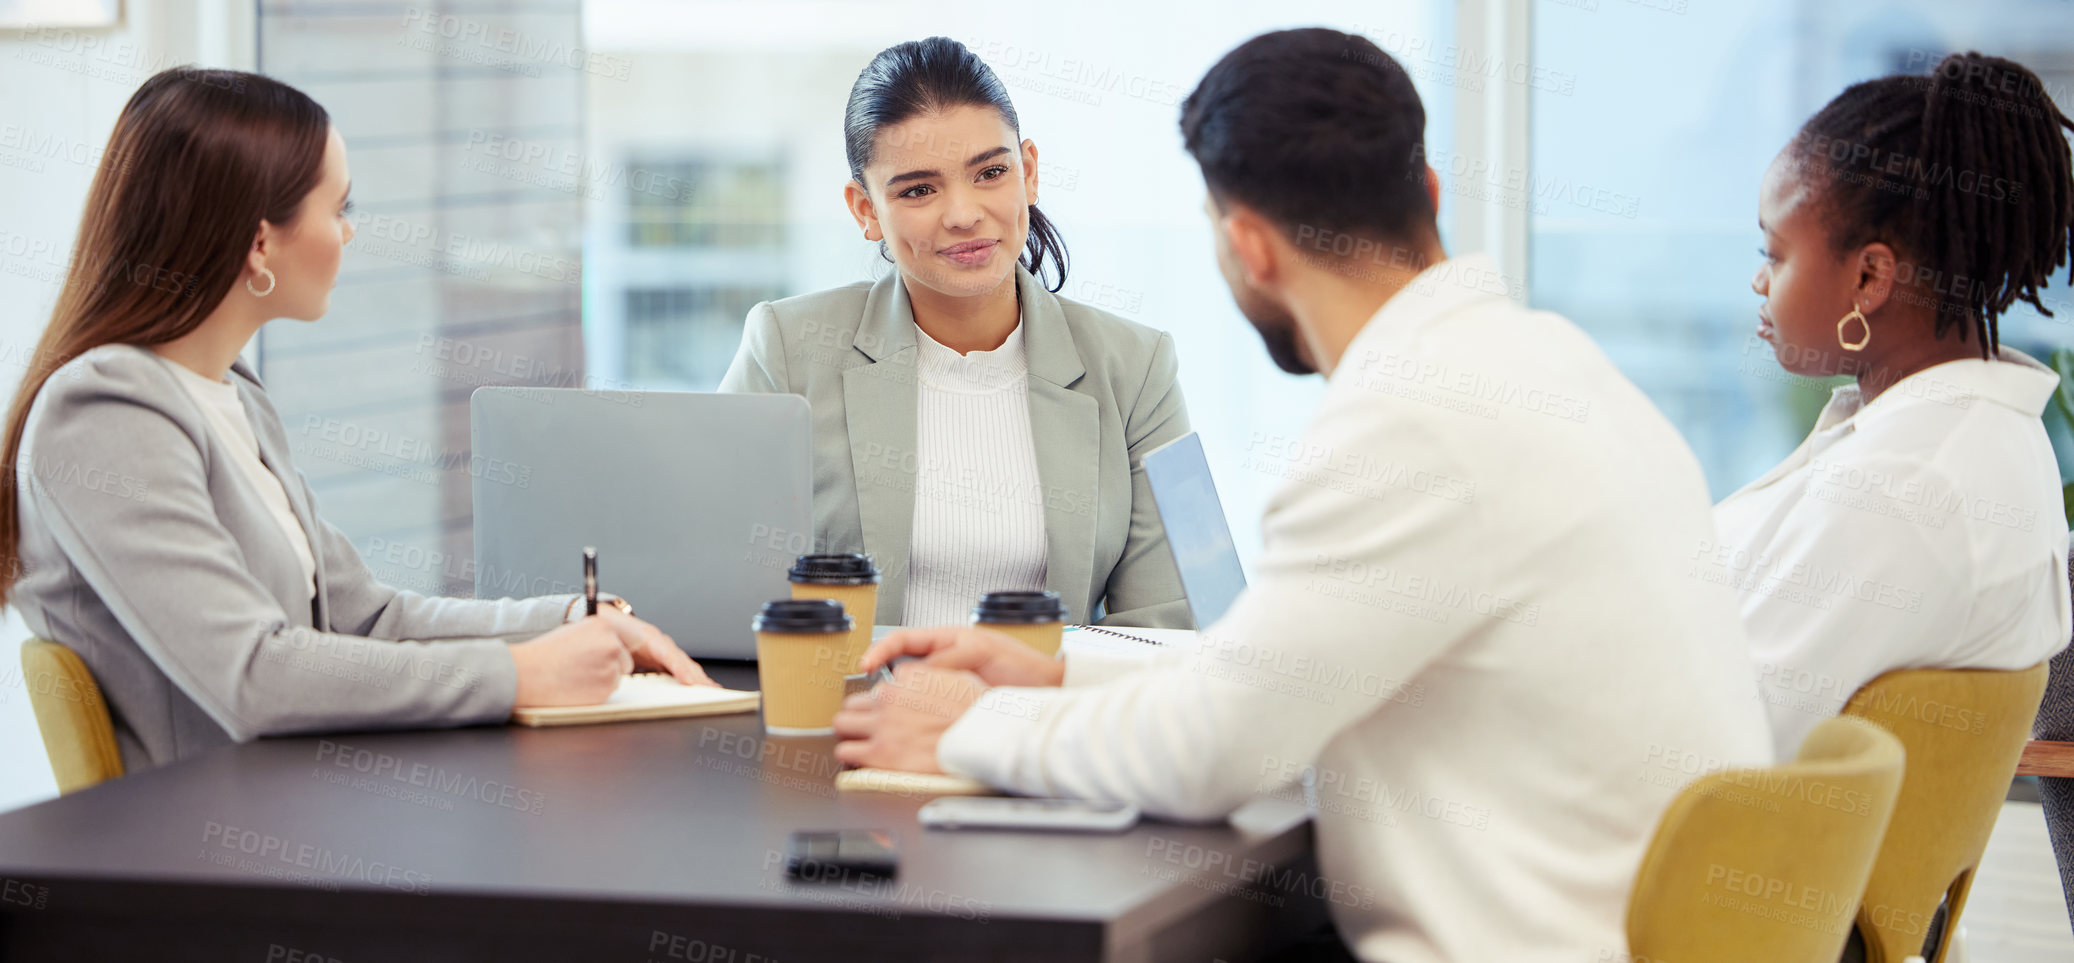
<box><xmin>843</xmin><ymin>36</ymin><xmax>1069</xmax><ymax>292</ymax></box>
<box><xmin>1179</xmin><ymin>28</ymin><xmax>1436</xmax><ymax>252</ymax></box>
<box><xmin>1787</xmin><ymin>51</ymin><xmax>2074</xmax><ymax>357</ymax></box>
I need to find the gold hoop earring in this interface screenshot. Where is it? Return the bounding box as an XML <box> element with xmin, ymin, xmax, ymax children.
<box><xmin>1836</xmin><ymin>306</ymin><xmax>1870</xmax><ymax>352</ymax></box>
<box><xmin>247</xmin><ymin>267</ymin><xmax>276</xmax><ymax>298</ymax></box>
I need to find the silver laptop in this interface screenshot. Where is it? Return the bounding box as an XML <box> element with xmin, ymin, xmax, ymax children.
<box><xmin>471</xmin><ymin>388</ymin><xmax>813</xmax><ymax>660</ymax></box>
<box><xmin>1142</xmin><ymin>432</ymin><xmax>1247</xmax><ymax>628</ymax></box>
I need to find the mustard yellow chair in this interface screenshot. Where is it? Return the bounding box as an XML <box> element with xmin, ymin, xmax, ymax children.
<box><xmin>1841</xmin><ymin>663</ymin><xmax>2049</xmax><ymax>963</ymax></box>
<box><xmin>19</xmin><ymin>638</ymin><xmax>124</xmax><ymax>794</ymax></box>
<box><xmin>1627</xmin><ymin>715</ymin><xmax>1905</xmax><ymax>963</ymax></box>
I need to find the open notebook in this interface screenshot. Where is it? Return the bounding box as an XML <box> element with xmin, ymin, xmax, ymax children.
<box><xmin>510</xmin><ymin>674</ymin><xmax>760</xmax><ymax>727</ymax></box>
<box><xmin>1066</xmin><ymin>625</ymin><xmax>1200</xmax><ymax>648</ymax></box>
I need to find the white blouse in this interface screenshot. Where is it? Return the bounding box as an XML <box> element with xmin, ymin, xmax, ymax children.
<box><xmin>1709</xmin><ymin>349</ymin><xmax>2072</xmax><ymax>761</ymax></box>
<box><xmin>163</xmin><ymin>358</ymin><xmax>319</xmax><ymax>601</ymax></box>
<box><xmin>900</xmin><ymin>318</ymin><xmax>1049</xmax><ymax>627</ymax></box>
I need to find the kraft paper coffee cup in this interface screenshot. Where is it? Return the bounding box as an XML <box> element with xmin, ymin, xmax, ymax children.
<box><xmin>972</xmin><ymin>590</ymin><xmax>1068</xmax><ymax>658</ymax></box>
<box><xmin>787</xmin><ymin>554</ymin><xmax>880</xmax><ymax>678</ymax></box>
<box><xmin>754</xmin><ymin>598</ymin><xmax>853</xmax><ymax>736</ymax></box>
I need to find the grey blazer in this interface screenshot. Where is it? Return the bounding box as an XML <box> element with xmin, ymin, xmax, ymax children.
<box><xmin>13</xmin><ymin>345</ymin><xmax>574</xmax><ymax>773</ymax></box>
<box><xmin>719</xmin><ymin>264</ymin><xmax>1191</xmax><ymax>628</ymax></box>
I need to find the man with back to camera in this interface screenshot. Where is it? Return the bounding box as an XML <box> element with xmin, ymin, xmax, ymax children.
<box><xmin>832</xmin><ymin>28</ymin><xmax>1771</xmax><ymax>962</ymax></box>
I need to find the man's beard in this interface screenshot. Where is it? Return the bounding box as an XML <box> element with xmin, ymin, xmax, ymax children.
<box><xmin>1244</xmin><ymin>302</ymin><xmax>1314</xmax><ymax>375</ymax></box>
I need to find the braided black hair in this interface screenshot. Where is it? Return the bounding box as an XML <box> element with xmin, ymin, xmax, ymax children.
<box><xmin>844</xmin><ymin>37</ymin><xmax>1069</xmax><ymax>292</ymax></box>
<box><xmin>1787</xmin><ymin>51</ymin><xmax>2074</xmax><ymax>357</ymax></box>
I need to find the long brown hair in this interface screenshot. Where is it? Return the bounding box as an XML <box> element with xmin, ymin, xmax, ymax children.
<box><xmin>0</xmin><ymin>67</ymin><xmax>329</xmax><ymax>607</ymax></box>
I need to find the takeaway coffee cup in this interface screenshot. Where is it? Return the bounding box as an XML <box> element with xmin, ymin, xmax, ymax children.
<box><xmin>972</xmin><ymin>590</ymin><xmax>1069</xmax><ymax>658</ymax></box>
<box><xmin>787</xmin><ymin>554</ymin><xmax>880</xmax><ymax>677</ymax></box>
<box><xmin>754</xmin><ymin>598</ymin><xmax>853</xmax><ymax>736</ymax></box>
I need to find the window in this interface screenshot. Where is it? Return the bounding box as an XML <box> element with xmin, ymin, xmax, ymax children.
<box><xmin>582</xmin><ymin>0</ymin><xmax>1460</xmax><ymax>563</ymax></box>
<box><xmin>624</xmin><ymin>285</ymin><xmax>786</xmax><ymax>386</ymax></box>
<box><xmin>625</xmin><ymin>158</ymin><xmax>785</xmax><ymax>249</ymax></box>
<box><xmin>257</xmin><ymin>1</ymin><xmax>587</xmax><ymax>596</ymax></box>
<box><xmin>1530</xmin><ymin>0</ymin><xmax>2074</xmax><ymax>496</ymax></box>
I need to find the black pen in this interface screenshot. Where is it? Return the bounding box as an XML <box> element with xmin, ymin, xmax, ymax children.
<box><xmin>583</xmin><ymin>546</ymin><xmax>598</xmax><ymax>617</ymax></box>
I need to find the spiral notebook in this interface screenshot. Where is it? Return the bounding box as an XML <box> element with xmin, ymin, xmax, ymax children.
<box><xmin>1067</xmin><ymin>625</ymin><xmax>1200</xmax><ymax>647</ymax></box>
<box><xmin>510</xmin><ymin>674</ymin><xmax>760</xmax><ymax>727</ymax></box>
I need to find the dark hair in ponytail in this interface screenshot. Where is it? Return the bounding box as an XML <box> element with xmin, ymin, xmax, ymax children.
<box><xmin>843</xmin><ymin>36</ymin><xmax>1069</xmax><ymax>292</ymax></box>
<box><xmin>1787</xmin><ymin>51</ymin><xmax>2074</xmax><ymax>358</ymax></box>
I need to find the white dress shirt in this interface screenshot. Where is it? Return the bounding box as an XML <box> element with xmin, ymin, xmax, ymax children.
<box><xmin>1710</xmin><ymin>350</ymin><xmax>2072</xmax><ymax>761</ymax></box>
<box><xmin>901</xmin><ymin>318</ymin><xmax>1049</xmax><ymax>627</ymax></box>
<box><xmin>162</xmin><ymin>357</ymin><xmax>318</xmax><ymax>600</ymax></box>
<box><xmin>938</xmin><ymin>254</ymin><xmax>1772</xmax><ymax>963</ymax></box>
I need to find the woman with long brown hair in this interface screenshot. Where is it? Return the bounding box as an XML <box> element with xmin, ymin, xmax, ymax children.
<box><xmin>5</xmin><ymin>67</ymin><xmax>711</xmax><ymax>773</ymax></box>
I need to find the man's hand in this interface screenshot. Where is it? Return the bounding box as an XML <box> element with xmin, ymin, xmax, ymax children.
<box><xmin>832</xmin><ymin>663</ymin><xmax>987</xmax><ymax>773</ymax></box>
<box><xmin>859</xmin><ymin>626</ymin><xmax>1065</xmax><ymax>689</ymax></box>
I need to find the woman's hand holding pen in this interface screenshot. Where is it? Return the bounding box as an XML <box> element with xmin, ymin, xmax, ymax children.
<box><xmin>593</xmin><ymin>606</ymin><xmax>715</xmax><ymax>687</ymax></box>
<box><xmin>510</xmin><ymin>618</ymin><xmax>635</xmax><ymax>708</ymax></box>
<box><xmin>510</xmin><ymin>609</ymin><xmax>715</xmax><ymax>708</ymax></box>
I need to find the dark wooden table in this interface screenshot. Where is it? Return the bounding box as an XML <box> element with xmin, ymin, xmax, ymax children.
<box><xmin>0</xmin><ymin>663</ymin><xmax>1321</xmax><ymax>962</ymax></box>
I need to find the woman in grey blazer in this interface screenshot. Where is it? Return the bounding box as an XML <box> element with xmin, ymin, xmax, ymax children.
<box><xmin>721</xmin><ymin>38</ymin><xmax>1190</xmax><ymax>629</ymax></box>
<box><xmin>1</xmin><ymin>69</ymin><xmax>707</xmax><ymax>774</ymax></box>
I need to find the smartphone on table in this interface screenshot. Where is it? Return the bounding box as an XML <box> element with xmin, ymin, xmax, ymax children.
<box><xmin>784</xmin><ymin>829</ymin><xmax>899</xmax><ymax>879</ymax></box>
<box><xmin>918</xmin><ymin>796</ymin><xmax>1140</xmax><ymax>833</ymax></box>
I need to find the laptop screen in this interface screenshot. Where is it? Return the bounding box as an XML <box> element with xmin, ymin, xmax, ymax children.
<box><xmin>1142</xmin><ymin>433</ymin><xmax>1248</xmax><ymax>628</ymax></box>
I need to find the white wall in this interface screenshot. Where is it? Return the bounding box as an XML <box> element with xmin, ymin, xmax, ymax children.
<box><xmin>0</xmin><ymin>0</ymin><xmax>251</xmax><ymax>813</ymax></box>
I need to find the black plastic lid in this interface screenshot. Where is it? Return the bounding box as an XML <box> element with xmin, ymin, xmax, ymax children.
<box><xmin>754</xmin><ymin>598</ymin><xmax>853</xmax><ymax>634</ymax></box>
<box><xmin>972</xmin><ymin>590</ymin><xmax>1068</xmax><ymax>625</ymax></box>
<box><xmin>788</xmin><ymin>553</ymin><xmax>880</xmax><ymax>585</ymax></box>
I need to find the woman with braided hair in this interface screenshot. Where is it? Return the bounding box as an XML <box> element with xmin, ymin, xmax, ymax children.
<box><xmin>1716</xmin><ymin>50</ymin><xmax>2074</xmax><ymax>767</ymax></box>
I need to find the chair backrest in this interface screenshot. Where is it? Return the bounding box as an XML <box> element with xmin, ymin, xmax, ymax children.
<box><xmin>1627</xmin><ymin>715</ymin><xmax>1905</xmax><ymax>963</ymax></box>
<box><xmin>1842</xmin><ymin>662</ymin><xmax>2049</xmax><ymax>963</ymax></box>
<box><xmin>19</xmin><ymin>638</ymin><xmax>124</xmax><ymax>794</ymax></box>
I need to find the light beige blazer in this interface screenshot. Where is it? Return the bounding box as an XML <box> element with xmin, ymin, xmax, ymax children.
<box><xmin>718</xmin><ymin>264</ymin><xmax>1191</xmax><ymax>628</ymax></box>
